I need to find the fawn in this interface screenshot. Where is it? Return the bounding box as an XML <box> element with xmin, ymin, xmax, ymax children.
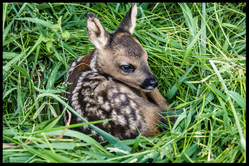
<box><xmin>63</xmin><ymin>3</ymin><xmax>176</xmax><ymax>142</ymax></box>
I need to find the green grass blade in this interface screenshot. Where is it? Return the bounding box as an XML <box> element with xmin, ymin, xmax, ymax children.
<box><xmin>46</xmin><ymin>62</ymin><xmax>62</xmax><ymax>90</ymax></box>
<box><xmin>3</xmin><ymin>19</ymin><xmax>15</xmax><ymax>43</ymax></box>
<box><xmin>16</xmin><ymin>88</ymin><xmax>23</xmax><ymax>121</ymax></box>
<box><xmin>172</xmin><ymin>110</ymin><xmax>186</xmax><ymax>132</ymax></box>
<box><xmin>226</xmin><ymin>91</ymin><xmax>246</xmax><ymax>110</ymax></box>
<box><xmin>2</xmin><ymin>3</ymin><xmax>8</xmax><ymax>30</ymax></box>
<box><xmin>131</xmin><ymin>133</ymin><xmax>141</xmax><ymax>152</ymax></box>
<box><xmin>40</xmin><ymin>149</ymin><xmax>75</xmax><ymax>163</ymax></box>
<box><xmin>214</xmin><ymin>4</ymin><xmax>232</xmax><ymax>48</ymax></box>
<box><xmin>44</xmin><ymin>129</ymin><xmax>113</xmax><ymax>155</ymax></box>
<box><xmin>3</xmin><ymin>52</ymin><xmax>20</xmax><ymax>59</ymax></box>
<box><xmin>207</xmin><ymin>83</ymin><xmax>228</xmax><ymax>101</ymax></box>
<box><xmin>9</xmin><ymin>65</ymin><xmax>32</xmax><ymax>84</ymax></box>
<box><xmin>33</xmin><ymin>142</ymin><xmax>88</xmax><ymax>149</ymax></box>
<box><xmin>80</xmin><ymin>150</ymin><xmax>115</xmax><ymax>159</ymax></box>
<box><xmin>32</xmin><ymin>102</ymin><xmax>46</xmax><ymax>120</ymax></box>
<box><xmin>217</xmin><ymin>97</ymin><xmax>230</xmax><ymax>128</ymax></box>
<box><xmin>31</xmin><ymin>119</ymin><xmax>112</xmax><ymax>135</ymax></box>
<box><xmin>3</xmin><ymin>36</ymin><xmax>22</xmax><ymax>47</ymax></box>
<box><xmin>179</xmin><ymin>144</ymin><xmax>197</xmax><ymax>163</ymax></box>
<box><xmin>179</xmin><ymin>24</ymin><xmax>205</xmax><ymax>71</ymax></box>
<box><xmin>201</xmin><ymin>3</ymin><xmax>207</xmax><ymax>77</ymax></box>
<box><xmin>200</xmin><ymin>3</ymin><xmax>206</xmax><ymax>53</ymax></box>
<box><xmin>15</xmin><ymin>17</ymin><xmax>53</xmax><ymax>28</ymax></box>
<box><xmin>179</xmin><ymin>3</ymin><xmax>196</xmax><ymax>36</ymax></box>
<box><xmin>26</xmin><ymin>34</ymin><xmax>43</xmax><ymax>57</ymax></box>
<box><xmin>42</xmin><ymin>114</ymin><xmax>61</xmax><ymax>131</ymax></box>
<box><xmin>3</xmin><ymin>88</ymin><xmax>17</xmax><ymax>100</ymax></box>
<box><xmin>166</xmin><ymin>60</ymin><xmax>198</xmax><ymax>99</ymax></box>
<box><xmin>34</xmin><ymin>86</ymin><xmax>66</xmax><ymax>94</ymax></box>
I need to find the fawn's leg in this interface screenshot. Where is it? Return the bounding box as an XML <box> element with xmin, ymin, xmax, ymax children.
<box><xmin>147</xmin><ymin>88</ymin><xmax>178</xmax><ymax>124</ymax></box>
<box><xmin>147</xmin><ymin>87</ymin><xmax>170</xmax><ymax>109</ymax></box>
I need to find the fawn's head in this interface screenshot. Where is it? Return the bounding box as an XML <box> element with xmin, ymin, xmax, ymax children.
<box><xmin>86</xmin><ymin>3</ymin><xmax>158</xmax><ymax>92</ymax></box>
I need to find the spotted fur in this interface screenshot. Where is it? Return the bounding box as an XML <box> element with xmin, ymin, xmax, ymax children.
<box><xmin>63</xmin><ymin>3</ymin><xmax>175</xmax><ymax>143</ymax></box>
<box><xmin>64</xmin><ymin>65</ymin><xmax>161</xmax><ymax>141</ymax></box>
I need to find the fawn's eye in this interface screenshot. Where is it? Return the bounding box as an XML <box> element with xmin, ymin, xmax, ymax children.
<box><xmin>120</xmin><ymin>64</ymin><xmax>135</xmax><ymax>73</ymax></box>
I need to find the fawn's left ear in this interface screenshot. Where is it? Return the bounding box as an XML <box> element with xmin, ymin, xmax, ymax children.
<box><xmin>86</xmin><ymin>12</ymin><xmax>110</xmax><ymax>49</ymax></box>
<box><xmin>116</xmin><ymin>3</ymin><xmax>137</xmax><ymax>34</ymax></box>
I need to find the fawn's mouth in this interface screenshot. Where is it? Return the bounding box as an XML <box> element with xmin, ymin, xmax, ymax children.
<box><xmin>140</xmin><ymin>86</ymin><xmax>156</xmax><ymax>92</ymax></box>
<box><xmin>139</xmin><ymin>77</ymin><xmax>158</xmax><ymax>92</ymax></box>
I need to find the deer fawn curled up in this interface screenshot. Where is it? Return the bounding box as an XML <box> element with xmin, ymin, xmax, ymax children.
<box><xmin>63</xmin><ymin>3</ymin><xmax>176</xmax><ymax>142</ymax></box>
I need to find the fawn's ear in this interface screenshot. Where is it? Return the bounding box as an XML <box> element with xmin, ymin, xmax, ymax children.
<box><xmin>116</xmin><ymin>3</ymin><xmax>137</xmax><ymax>34</ymax></box>
<box><xmin>86</xmin><ymin>12</ymin><xmax>110</xmax><ymax>49</ymax></box>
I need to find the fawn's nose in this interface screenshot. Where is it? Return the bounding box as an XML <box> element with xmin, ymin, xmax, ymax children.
<box><xmin>149</xmin><ymin>79</ymin><xmax>158</xmax><ymax>88</ymax></box>
<box><xmin>139</xmin><ymin>77</ymin><xmax>158</xmax><ymax>90</ymax></box>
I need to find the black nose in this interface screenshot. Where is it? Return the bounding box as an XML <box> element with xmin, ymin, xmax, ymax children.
<box><xmin>139</xmin><ymin>77</ymin><xmax>158</xmax><ymax>90</ymax></box>
<box><xmin>149</xmin><ymin>79</ymin><xmax>158</xmax><ymax>88</ymax></box>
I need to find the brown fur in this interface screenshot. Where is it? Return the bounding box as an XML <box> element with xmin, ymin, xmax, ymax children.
<box><xmin>63</xmin><ymin>3</ymin><xmax>176</xmax><ymax>142</ymax></box>
<box><xmin>66</xmin><ymin>50</ymin><xmax>94</xmax><ymax>94</ymax></box>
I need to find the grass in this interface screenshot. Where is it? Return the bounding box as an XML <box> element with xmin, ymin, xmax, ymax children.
<box><xmin>2</xmin><ymin>2</ymin><xmax>246</xmax><ymax>163</ymax></box>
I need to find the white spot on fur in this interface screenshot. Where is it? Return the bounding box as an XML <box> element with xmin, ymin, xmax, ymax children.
<box><xmin>98</xmin><ymin>135</ymin><xmax>105</xmax><ymax>142</ymax></box>
<box><xmin>71</xmin><ymin>61</ymin><xmax>76</xmax><ymax>67</ymax></box>
<box><xmin>114</xmin><ymin>97</ymin><xmax>120</xmax><ymax>104</ymax></box>
<box><xmin>96</xmin><ymin>109</ymin><xmax>104</xmax><ymax>118</ymax></box>
<box><xmin>83</xmin><ymin>81</ymin><xmax>91</xmax><ymax>86</ymax></box>
<box><xmin>85</xmin><ymin>103</ymin><xmax>91</xmax><ymax>110</ymax></box>
<box><xmin>74</xmin><ymin>104</ymin><xmax>81</xmax><ymax>110</ymax></box>
<box><xmin>77</xmin><ymin>56</ymin><xmax>83</xmax><ymax>62</ymax></box>
<box><xmin>111</xmin><ymin>111</ymin><xmax>117</xmax><ymax>118</ymax></box>
<box><xmin>71</xmin><ymin>93</ymin><xmax>78</xmax><ymax>102</ymax></box>
<box><xmin>83</xmin><ymin>97</ymin><xmax>95</xmax><ymax>103</ymax></box>
<box><xmin>120</xmin><ymin>94</ymin><xmax>126</xmax><ymax>101</ymax></box>
<box><xmin>91</xmin><ymin>130</ymin><xmax>97</xmax><ymax>135</ymax></box>
<box><xmin>111</xmin><ymin>111</ymin><xmax>126</xmax><ymax>127</ymax></box>
<box><xmin>102</xmin><ymin>121</ymin><xmax>108</xmax><ymax>127</ymax></box>
<box><xmin>90</xmin><ymin>50</ymin><xmax>97</xmax><ymax>72</ymax></box>
<box><xmin>88</xmin><ymin>106</ymin><xmax>97</xmax><ymax>112</ymax></box>
<box><xmin>98</xmin><ymin>96</ymin><xmax>104</xmax><ymax>104</ymax></box>
<box><xmin>108</xmin><ymin>77</ymin><xmax>113</xmax><ymax>81</ymax></box>
<box><xmin>70</xmin><ymin>71</ymin><xmax>92</xmax><ymax>116</ymax></box>
<box><xmin>76</xmin><ymin>108</ymin><xmax>83</xmax><ymax>116</ymax></box>
<box><xmin>110</xmin><ymin>87</ymin><xmax>118</xmax><ymax>95</ymax></box>
<box><xmin>130</xmin><ymin>100</ymin><xmax>137</xmax><ymax>109</ymax></box>
<box><xmin>66</xmin><ymin>57</ymin><xmax>85</xmax><ymax>83</ymax></box>
<box><xmin>71</xmin><ymin>101</ymin><xmax>79</xmax><ymax>107</ymax></box>
<box><xmin>101</xmin><ymin>101</ymin><xmax>110</xmax><ymax>111</ymax></box>
<box><xmin>129</xmin><ymin>123</ymin><xmax>136</xmax><ymax>132</ymax></box>
<box><xmin>83</xmin><ymin>125</ymin><xmax>89</xmax><ymax>130</ymax></box>
<box><xmin>123</xmin><ymin>106</ymin><xmax>131</xmax><ymax>114</ymax></box>
<box><xmin>119</xmin><ymin>87</ymin><xmax>128</xmax><ymax>93</ymax></box>
<box><xmin>117</xmin><ymin>115</ymin><xmax>126</xmax><ymax>126</ymax></box>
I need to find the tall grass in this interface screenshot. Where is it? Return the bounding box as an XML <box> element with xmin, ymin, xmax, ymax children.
<box><xmin>3</xmin><ymin>3</ymin><xmax>246</xmax><ymax>163</ymax></box>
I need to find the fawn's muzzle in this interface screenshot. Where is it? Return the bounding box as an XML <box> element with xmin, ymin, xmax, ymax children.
<box><xmin>139</xmin><ymin>77</ymin><xmax>158</xmax><ymax>91</ymax></box>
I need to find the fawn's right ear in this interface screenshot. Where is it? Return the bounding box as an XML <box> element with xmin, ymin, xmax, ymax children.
<box><xmin>86</xmin><ymin>13</ymin><xmax>110</xmax><ymax>49</ymax></box>
<box><xmin>116</xmin><ymin>3</ymin><xmax>137</xmax><ymax>34</ymax></box>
